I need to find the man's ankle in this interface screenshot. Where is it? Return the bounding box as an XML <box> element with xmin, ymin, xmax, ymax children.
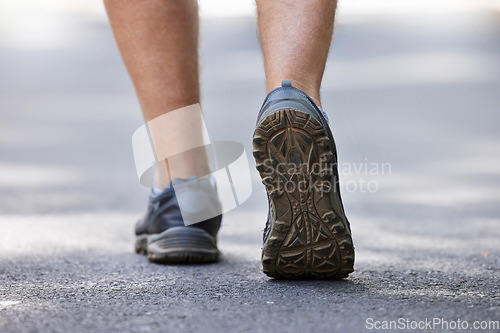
<box><xmin>266</xmin><ymin>78</ymin><xmax>322</xmax><ymax>107</ymax></box>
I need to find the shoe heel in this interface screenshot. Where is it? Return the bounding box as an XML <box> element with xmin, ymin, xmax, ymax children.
<box><xmin>147</xmin><ymin>227</ymin><xmax>219</xmax><ymax>264</ymax></box>
<box><xmin>135</xmin><ymin>234</ymin><xmax>148</xmax><ymax>255</ymax></box>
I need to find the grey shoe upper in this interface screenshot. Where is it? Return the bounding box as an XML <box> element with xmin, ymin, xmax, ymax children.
<box><xmin>257</xmin><ymin>80</ymin><xmax>329</xmax><ymax>126</ymax></box>
<box><xmin>135</xmin><ymin>178</ymin><xmax>222</xmax><ymax>238</ymax></box>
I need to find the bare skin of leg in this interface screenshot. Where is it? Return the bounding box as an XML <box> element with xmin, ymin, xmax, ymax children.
<box><xmin>105</xmin><ymin>0</ymin><xmax>335</xmax><ymax>186</ymax></box>
<box><xmin>256</xmin><ymin>0</ymin><xmax>337</xmax><ymax>108</ymax></box>
<box><xmin>104</xmin><ymin>0</ymin><xmax>210</xmax><ymax>187</ymax></box>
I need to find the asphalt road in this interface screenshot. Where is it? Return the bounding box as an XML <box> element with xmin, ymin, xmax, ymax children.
<box><xmin>0</xmin><ymin>8</ymin><xmax>499</xmax><ymax>333</ymax></box>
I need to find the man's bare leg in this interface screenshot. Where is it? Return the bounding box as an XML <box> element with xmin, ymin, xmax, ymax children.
<box><xmin>253</xmin><ymin>0</ymin><xmax>354</xmax><ymax>279</ymax></box>
<box><xmin>105</xmin><ymin>0</ymin><xmax>221</xmax><ymax>264</ymax></box>
<box><xmin>256</xmin><ymin>0</ymin><xmax>337</xmax><ymax>107</ymax></box>
<box><xmin>104</xmin><ymin>0</ymin><xmax>209</xmax><ymax>186</ymax></box>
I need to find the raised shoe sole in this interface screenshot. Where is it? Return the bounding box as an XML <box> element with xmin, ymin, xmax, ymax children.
<box><xmin>253</xmin><ymin>109</ymin><xmax>354</xmax><ymax>279</ymax></box>
<box><xmin>136</xmin><ymin>227</ymin><xmax>219</xmax><ymax>264</ymax></box>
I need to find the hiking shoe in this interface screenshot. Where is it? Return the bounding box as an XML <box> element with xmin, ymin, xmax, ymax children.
<box><xmin>253</xmin><ymin>80</ymin><xmax>355</xmax><ymax>279</ymax></box>
<box><xmin>135</xmin><ymin>177</ymin><xmax>222</xmax><ymax>263</ymax></box>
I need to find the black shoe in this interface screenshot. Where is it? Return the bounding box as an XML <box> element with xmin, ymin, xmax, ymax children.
<box><xmin>135</xmin><ymin>178</ymin><xmax>222</xmax><ymax>263</ymax></box>
<box><xmin>253</xmin><ymin>80</ymin><xmax>355</xmax><ymax>279</ymax></box>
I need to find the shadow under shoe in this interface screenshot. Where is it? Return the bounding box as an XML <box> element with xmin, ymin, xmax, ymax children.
<box><xmin>135</xmin><ymin>178</ymin><xmax>222</xmax><ymax>264</ymax></box>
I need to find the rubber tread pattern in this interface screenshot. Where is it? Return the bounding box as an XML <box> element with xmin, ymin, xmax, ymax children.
<box><xmin>253</xmin><ymin>109</ymin><xmax>355</xmax><ymax>279</ymax></box>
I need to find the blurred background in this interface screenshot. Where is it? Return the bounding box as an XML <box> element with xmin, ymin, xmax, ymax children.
<box><xmin>1</xmin><ymin>0</ymin><xmax>499</xmax><ymax>216</ymax></box>
<box><xmin>0</xmin><ymin>0</ymin><xmax>499</xmax><ymax>331</ymax></box>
